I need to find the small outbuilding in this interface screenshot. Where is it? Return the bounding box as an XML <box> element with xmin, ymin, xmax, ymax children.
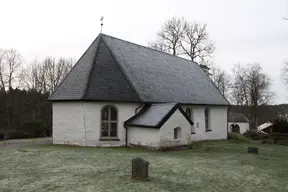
<box><xmin>228</xmin><ymin>113</ymin><xmax>250</xmax><ymax>134</ymax></box>
<box><xmin>124</xmin><ymin>103</ymin><xmax>194</xmax><ymax>148</ymax></box>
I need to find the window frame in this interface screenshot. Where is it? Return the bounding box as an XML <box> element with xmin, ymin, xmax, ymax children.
<box><xmin>100</xmin><ymin>105</ymin><xmax>118</xmax><ymax>139</ymax></box>
<box><xmin>204</xmin><ymin>108</ymin><xmax>211</xmax><ymax>132</ymax></box>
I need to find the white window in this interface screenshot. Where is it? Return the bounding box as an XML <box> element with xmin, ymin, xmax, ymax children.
<box><xmin>204</xmin><ymin>108</ymin><xmax>211</xmax><ymax>131</ymax></box>
<box><xmin>174</xmin><ymin>127</ymin><xmax>181</xmax><ymax>139</ymax></box>
<box><xmin>101</xmin><ymin>105</ymin><xmax>118</xmax><ymax>138</ymax></box>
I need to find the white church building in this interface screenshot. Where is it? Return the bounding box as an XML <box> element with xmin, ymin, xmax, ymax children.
<box><xmin>48</xmin><ymin>33</ymin><xmax>230</xmax><ymax>149</ymax></box>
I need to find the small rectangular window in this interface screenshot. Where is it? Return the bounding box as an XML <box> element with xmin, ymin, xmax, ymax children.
<box><xmin>191</xmin><ymin>126</ymin><xmax>195</xmax><ymax>133</ymax></box>
<box><xmin>174</xmin><ymin>128</ymin><xmax>178</xmax><ymax>139</ymax></box>
<box><xmin>174</xmin><ymin>127</ymin><xmax>181</xmax><ymax>139</ymax></box>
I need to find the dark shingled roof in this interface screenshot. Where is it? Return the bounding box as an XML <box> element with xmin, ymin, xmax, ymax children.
<box><xmin>48</xmin><ymin>33</ymin><xmax>229</xmax><ymax>105</ymax></box>
<box><xmin>124</xmin><ymin>103</ymin><xmax>194</xmax><ymax>128</ymax></box>
<box><xmin>228</xmin><ymin>113</ymin><xmax>249</xmax><ymax>122</ymax></box>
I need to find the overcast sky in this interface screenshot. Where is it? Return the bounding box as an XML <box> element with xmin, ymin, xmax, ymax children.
<box><xmin>1</xmin><ymin>0</ymin><xmax>288</xmax><ymax>104</ymax></box>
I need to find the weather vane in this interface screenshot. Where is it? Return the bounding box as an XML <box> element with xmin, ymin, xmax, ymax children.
<box><xmin>100</xmin><ymin>16</ymin><xmax>104</xmax><ymax>33</ymax></box>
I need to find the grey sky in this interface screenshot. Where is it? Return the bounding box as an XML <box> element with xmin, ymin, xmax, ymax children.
<box><xmin>1</xmin><ymin>0</ymin><xmax>288</xmax><ymax>104</ymax></box>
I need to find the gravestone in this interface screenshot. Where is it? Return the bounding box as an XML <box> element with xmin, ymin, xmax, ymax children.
<box><xmin>131</xmin><ymin>157</ymin><xmax>150</xmax><ymax>180</ymax></box>
<box><xmin>248</xmin><ymin>147</ymin><xmax>259</xmax><ymax>154</ymax></box>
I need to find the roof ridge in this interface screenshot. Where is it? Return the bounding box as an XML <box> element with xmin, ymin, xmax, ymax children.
<box><xmin>101</xmin><ymin>33</ymin><xmax>199</xmax><ymax>65</ymax></box>
<box><xmin>101</xmin><ymin>33</ymin><xmax>230</xmax><ymax>106</ymax></box>
<box><xmin>48</xmin><ymin>34</ymin><xmax>102</xmax><ymax>100</ymax></box>
<box><xmin>101</xmin><ymin>34</ymin><xmax>142</xmax><ymax>102</ymax></box>
<box><xmin>82</xmin><ymin>34</ymin><xmax>102</xmax><ymax>99</ymax></box>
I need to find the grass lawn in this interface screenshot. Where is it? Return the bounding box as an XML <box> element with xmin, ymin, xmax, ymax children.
<box><xmin>0</xmin><ymin>140</ymin><xmax>288</xmax><ymax>192</ymax></box>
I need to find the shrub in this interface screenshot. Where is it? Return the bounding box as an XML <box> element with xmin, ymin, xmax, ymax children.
<box><xmin>261</xmin><ymin>139</ymin><xmax>274</xmax><ymax>144</ymax></box>
<box><xmin>228</xmin><ymin>132</ymin><xmax>249</xmax><ymax>141</ymax></box>
<box><xmin>0</xmin><ymin>132</ymin><xmax>5</xmax><ymax>140</ymax></box>
<box><xmin>6</xmin><ymin>132</ymin><xmax>28</xmax><ymax>139</ymax></box>
<box><xmin>272</xmin><ymin>116</ymin><xmax>288</xmax><ymax>133</ymax></box>
<box><xmin>276</xmin><ymin>139</ymin><xmax>288</xmax><ymax>146</ymax></box>
<box><xmin>243</xmin><ymin>130</ymin><xmax>269</xmax><ymax>140</ymax></box>
<box><xmin>21</xmin><ymin>120</ymin><xmax>50</xmax><ymax>138</ymax></box>
<box><xmin>0</xmin><ymin>120</ymin><xmax>51</xmax><ymax>140</ymax></box>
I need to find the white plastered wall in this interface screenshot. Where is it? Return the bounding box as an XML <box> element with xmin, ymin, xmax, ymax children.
<box><xmin>182</xmin><ymin>105</ymin><xmax>228</xmax><ymax>141</ymax></box>
<box><xmin>228</xmin><ymin>122</ymin><xmax>249</xmax><ymax>134</ymax></box>
<box><xmin>127</xmin><ymin>127</ymin><xmax>160</xmax><ymax>147</ymax></box>
<box><xmin>127</xmin><ymin>109</ymin><xmax>192</xmax><ymax>148</ymax></box>
<box><xmin>52</xmin><ymin>102</ymin><xmax>229</xmax><ymax>147</ymax></box>
<box><xmin>158</xmin><ymin>109</ymin><xmax>192</xmax><ymax>147</ymax></box>
<box><xmin>52</xmin><ymin>102</ymin><xmax>139</xmax><ymax>147</ymax></box>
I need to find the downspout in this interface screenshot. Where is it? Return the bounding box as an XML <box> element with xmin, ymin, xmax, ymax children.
<box><xmin>124</xmin><ymin>103</ymin><xmax>143</xmax><ymax>147</ymax></box>
<box><xmin>227</xmin><ymin>107</ymin><xmax>229</xmax><ymax>139</ymax></box>
<box><xmin>124</xmin><ymin>124</ymin><xmax>128</xmax><ymax>147</ymax></box>
<box><xmin>82</xmin><ymin>102</ymin><xmax>88</xmax><ymax>146</ymax></box>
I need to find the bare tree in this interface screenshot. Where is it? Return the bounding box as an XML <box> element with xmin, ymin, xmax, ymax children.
<box><xmin>231</xmin><ymin>64</ymin><xmax>248</xmax><ymax>106</ymax></box>
<box><xmin>5</xmin><ymin>49</ymin><xmax>23</xmax><ymax>89</ymax></box>
<box><xmin>231</xmin><ymin>63</ymin><xmax>274</xmax><ymax>129</ymax></box>
<box><xmin>0</xmin><ymin>49</ymin><xmax>23</xmax><ymax>92</ymax></box>
<box><xmin>180</xmin><ymin>22</ymin><xmax>215</xmax><ymax>75</ymax></box>
<box><xmin>148</xmin><ymin>17</ymin><xmax>215</xmax><ymax>76</ymax></box>
<box><xmin>282</xmin><ymin>61</ymin><xmax>288</xmax><ymax>85</ymax></box>
<box><xmin>20</xmin><ymin>60</ymin><xmax>44</xmax><ymax>92</ymax></box>
<box><xmin>181</xmin><ymin>22</ymin><xmax>215</xmax><ymax>63</ymax></box>
<box><xmin>43</xmin><ymin>57</ymin><xmax>73</xmax><ymax>93</ymax></box>
<box><xmin>0</xmin><ymin>49</ymin><xmax>6</xmax><ymax>91</ymax></box>
<box><xmin>149</xmin><ymin>17</ymin><xmax>185</xmax><ymax>56</ymax></box>
<box><xmin>147</xmin><ymin>40</ymin><xmax>169</xmax><ymax>53</ymax></box>
<box><xmin>0</xmin><ymin>49</ymin><xmax>23</xmax><ymax>131</ymax></box>
<box><xmin>210</xmin><ymin>67</ymin><xmax>231</xmax><ymax>99</ymax></box>
<box><xmin>22</xmin><ymin>57</ymin><xmax>74</xmax><ymax>93</ymax></box>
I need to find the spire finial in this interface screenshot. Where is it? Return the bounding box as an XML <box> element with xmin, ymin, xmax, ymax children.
<box><xmin>100</xmin><ymin>16</ymin><xmax>104</xmax><ymax>33</ymax></box>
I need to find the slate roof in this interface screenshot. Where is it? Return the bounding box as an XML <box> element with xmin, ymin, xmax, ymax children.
<box><xmin>48</xmin><ymin>33</ymin><xmax>230</xmax><ymax>105</ymax></box>
<box><xmin>228</xmin><ymin>113</ymin><xmax>249</xmax><ymax>122</ymax></box>
<box><xmin>124</xmin><ymin>103</ymin><xmax>194</xmax><ymax>128</ymax></box>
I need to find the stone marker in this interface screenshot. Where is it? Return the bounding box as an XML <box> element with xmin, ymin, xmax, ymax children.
<box><xmin>248</xmin><ymin>147</ymin><xmax>259</xmax><ymax>154</ymax></box>
<box><xmin>131</xmin><ymin>157</ymin><xmax>150</xmax><ymax>180</ymax></box>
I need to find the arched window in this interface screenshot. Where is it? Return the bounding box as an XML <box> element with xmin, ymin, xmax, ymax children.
<box><xmin>101</xmin><ymin>106</ymin><xmax>118</xmax><ymax>138</ymax></box>
<box><xmin>231</xmin><ymin>124</ymin><xmax>240</xmax><ymax>133</ymax></box>
<box><xmin>204</xmin><ymin>108</ymin><xmax>211</xmax><ymax>131</ymax></box>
